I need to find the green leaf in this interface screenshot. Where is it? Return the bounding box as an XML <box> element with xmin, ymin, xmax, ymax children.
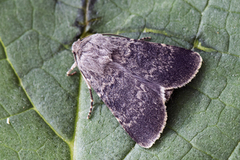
<box><xmin>1</xmin><ymin>0</ymin><xmax>240</xmax><ymax>159</ymax></box>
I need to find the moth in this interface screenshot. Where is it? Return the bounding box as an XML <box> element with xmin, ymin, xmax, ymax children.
<box><xmin>67</xmin><ymin>34</ymin><xmax>202</xmax><ymax>148</ymax></box>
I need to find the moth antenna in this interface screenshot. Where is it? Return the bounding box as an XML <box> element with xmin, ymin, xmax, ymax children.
<box><xmin>102</xmin><ymin>34</ymin><xmax>151</xmax><ymax>41</ymax></box>
<box><xmin>102</xmin><ymin>33</ymin><xmax>126</xmax><ymax>38</ymax></box>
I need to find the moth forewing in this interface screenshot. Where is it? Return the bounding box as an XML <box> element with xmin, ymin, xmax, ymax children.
<box><xmin>68</xmin><ymin>34</ymin><xmax>202</xmax><ymax>148</ymax></box>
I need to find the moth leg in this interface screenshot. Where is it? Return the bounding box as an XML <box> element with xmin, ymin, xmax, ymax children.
<box><xmin>87</xmin><ymin>87</ymin><xmax>94</xmax><ymax>119</ymax></box>
<box><xmin>139</xmin><ymin>37</ymin><xmax>151</xmax><ymax>41</ymax></box>
<box><xmin>67</xmin><ymin>62</ymin><xmax>77</xmax><ymax>76</ymax></box>
<box><xmin>80</xmin><ymin>72</ymin><xmax>94</xmax><ymax>119</ymax></box>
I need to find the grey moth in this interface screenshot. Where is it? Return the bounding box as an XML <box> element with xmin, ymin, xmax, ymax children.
<box><xmin>67</xmin><ymin>34</ymin><xmax>202</xmax><ymax>148</ymax></box>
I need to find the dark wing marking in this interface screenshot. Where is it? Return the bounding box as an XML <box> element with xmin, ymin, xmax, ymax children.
<box><xmin>109</xmin><ymin>36</ymin><xmax>202</xmax><ymax>89</ymax></box>
<box><xmin>81</xmin><ymin>65</ymin><xmax>167</xmax><ymax>148</ymax></box>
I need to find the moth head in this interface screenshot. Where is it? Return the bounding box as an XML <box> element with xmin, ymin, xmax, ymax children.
<box><xmin>71</xmin><ymin>35</ymin><xmax>97</xmax><ymax>57</ymax></box>
<box><xmin>71</xmin><ymin>34</ymin><xmax>114</xmax><ymax>74</ymax></box>
<box><xmin>71</xmin><ymin>37</ymin><xmax>89</xmax><ymax>65</ymax></box>
<box><xmin>72</xmin><ymin>39</ymin><xmax>83</xmax><ymax>56</ymax></box>
<box><xmin>72</xmin><ymin>34</ymin><xmax>113</xmax><ymax>60</ymax></box>
<box><xmin>72</xmin><ymin>51</ymin><xmax>77</xmax><ymax>61</ymax></box>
